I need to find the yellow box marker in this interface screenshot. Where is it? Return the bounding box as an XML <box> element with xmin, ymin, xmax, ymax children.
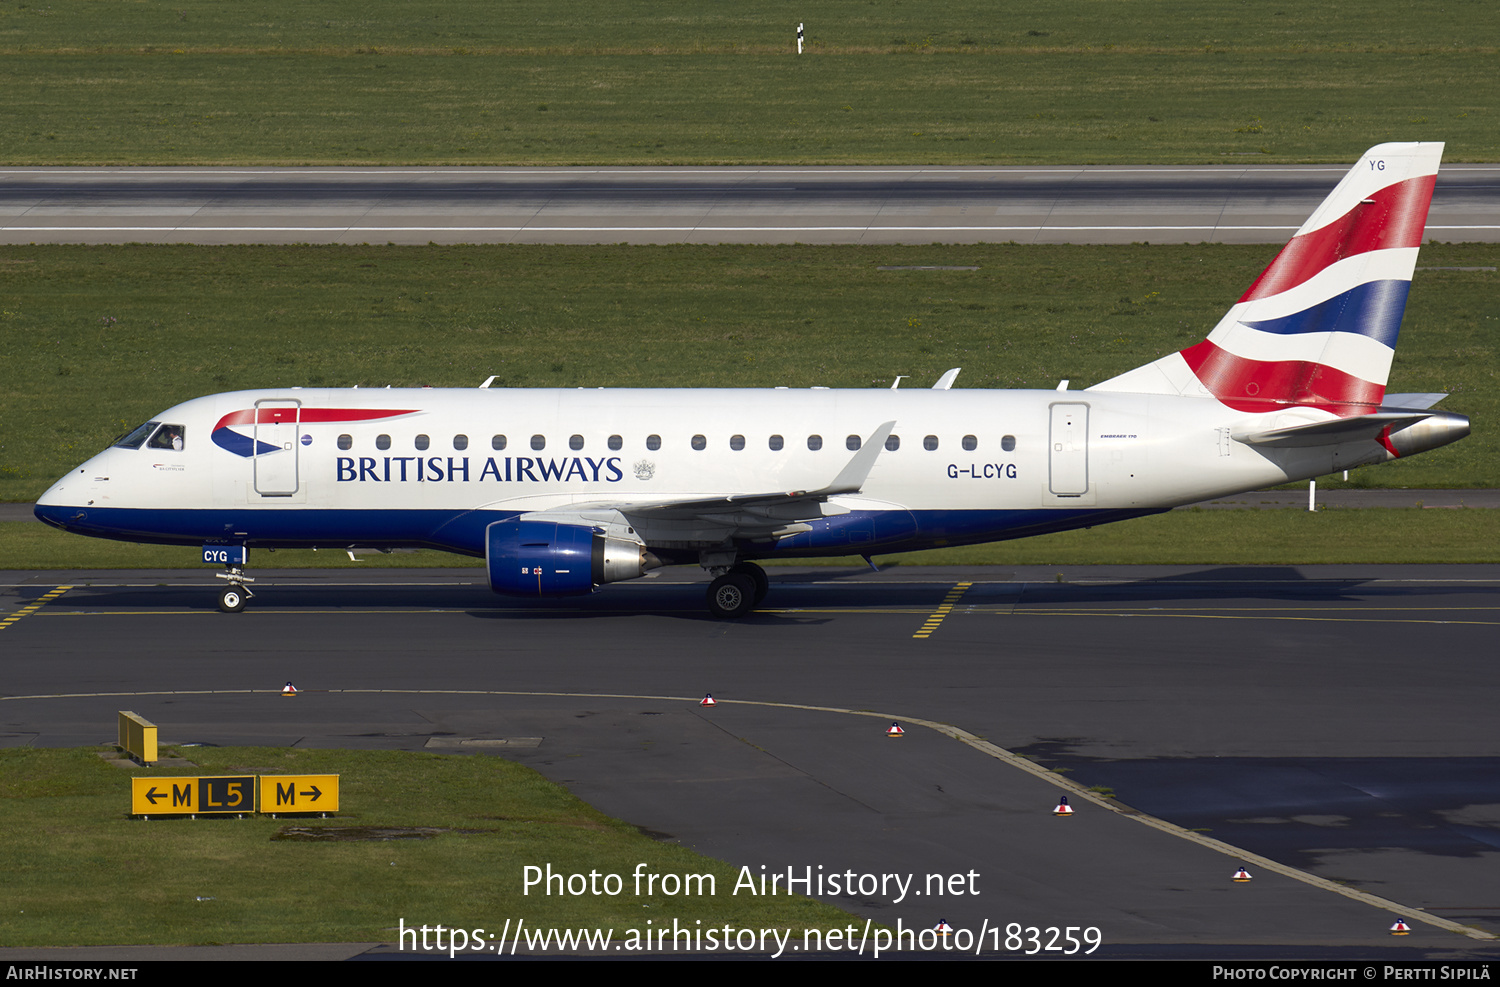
<box><xmin>117</xmin><ymin>711</ymin><xmax>158</xmax><ymax>765</ymax></box>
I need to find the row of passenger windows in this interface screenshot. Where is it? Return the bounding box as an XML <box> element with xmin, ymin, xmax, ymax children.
<box><xmin>336</xmin><ymin>432</ymin><xmax>1019</xmax><ymax>453</ymax></box>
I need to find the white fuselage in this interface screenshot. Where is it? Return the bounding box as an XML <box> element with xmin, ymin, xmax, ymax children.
<box><xmin>36</xmin><ymin>385</ymin><xmax>1342</xmax><ymax>560</ymax></box>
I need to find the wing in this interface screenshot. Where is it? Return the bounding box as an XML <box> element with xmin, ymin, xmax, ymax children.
<box><xmin>518</xmin><ymin>421</ymin><xmax>897</xmax><ymax>546</ymax></box>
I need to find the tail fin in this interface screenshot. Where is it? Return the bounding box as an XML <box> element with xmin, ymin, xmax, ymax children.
<box><xmin>1090</xmin><ymin>142</ymin><xmax>1443</xmax><ymax>414</ymax></box>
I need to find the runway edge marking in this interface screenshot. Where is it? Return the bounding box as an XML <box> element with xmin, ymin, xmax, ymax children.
<box><xmin>5</xmin><ymin>684</ymin><xmax>1492</xmax><ymax>941</ymax></box>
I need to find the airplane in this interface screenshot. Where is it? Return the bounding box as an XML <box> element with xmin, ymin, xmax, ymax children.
<box><xmin>34</xmin><ymin>142</ymin><xmax>1470</xmax><ymax>618</ymax></box>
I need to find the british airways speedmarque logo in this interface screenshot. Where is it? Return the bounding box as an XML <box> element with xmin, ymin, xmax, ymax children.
<box><xmin>211</xmin><ymin>408</ymin><xmax>418</xmax><ymax>457</ymax></box>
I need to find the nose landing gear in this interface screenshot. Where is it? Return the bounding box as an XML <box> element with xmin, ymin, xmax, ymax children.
<box><xmin>215</xmin><ymin>565</ymin><xmax>255</xmax><ymax>613</ymax></box>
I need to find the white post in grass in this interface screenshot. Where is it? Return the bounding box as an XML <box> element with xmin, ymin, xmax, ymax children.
<box><xmin>798</xmin><ymin>23</ymin><xmax>804</xmax><ymax>55</ymax></box>
<box><xmin>1308</xmin><ymin>478</ymin><xmax>1317</xmax><ymax>512</ymax></box>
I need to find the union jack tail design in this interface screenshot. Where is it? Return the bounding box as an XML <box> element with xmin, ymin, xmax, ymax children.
<box><xmin>1091</xmin><ymin>142</ymin><xmax>1443</xmax><ymax>415</ymax></box>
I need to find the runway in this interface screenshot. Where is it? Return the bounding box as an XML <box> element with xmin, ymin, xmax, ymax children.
<box><xmin>4</xmin><ymin>163</ymin><xmax>1500</xmax><ymax>245</ymax></box>
<box><xmin>3</xmin><ymin>563</ymin><xmax>1499</xmax><ymax>957</ymax></box>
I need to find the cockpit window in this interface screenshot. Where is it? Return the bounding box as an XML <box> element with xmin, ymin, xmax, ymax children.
<box><xmin>148</xmin><ymin>424</ymin><xmax>186</xmax><ymax>451</ymax></box>
<box><xmin>114</xmin><ymin>421</ymin><xmax>160</xmax><ymax>450</ymax></box>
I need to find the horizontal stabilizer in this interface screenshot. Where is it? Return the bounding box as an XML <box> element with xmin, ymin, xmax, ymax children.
<box><xmin>1232</xmin><ymin>412</ymin><xmax>1432</xmax><ymax>447</ymax></box>
<box><xmin>1382</xmin><ymin>392</ymin><xmax>1448</xmax><ymax>410</ymax></box>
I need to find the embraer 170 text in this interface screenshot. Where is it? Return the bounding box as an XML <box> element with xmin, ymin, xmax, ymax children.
<box><xmin>36</xmin><ymin>143</ymin><xmax>1470</xmax><ymax>617</ymax></box>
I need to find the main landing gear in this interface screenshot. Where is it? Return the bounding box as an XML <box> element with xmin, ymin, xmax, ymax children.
<box><xmin>216</xmin><ymin>565</ymin><xmax>255</xmax><ymax>613</ymax></box>
<box><xmin>706</xmin><ymin>562</ymin><xmax>768</xmax><ymax>619</ymax></box>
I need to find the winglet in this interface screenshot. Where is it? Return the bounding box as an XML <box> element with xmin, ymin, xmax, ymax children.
<box><xmin>818</xmin><ymin>421</ymin><xmax>896</xmax><ymax>495</ymax></box>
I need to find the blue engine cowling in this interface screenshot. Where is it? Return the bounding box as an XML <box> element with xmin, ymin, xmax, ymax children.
<box><xmin>486</xmin><ymin>519</ymin><xmax>655</xmax><ymax>597</ymax></box>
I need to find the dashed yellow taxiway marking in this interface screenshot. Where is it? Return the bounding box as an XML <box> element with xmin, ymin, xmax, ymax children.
<box><xmin>0</xmin><ymin>585</ymin><xmax>72</xmax><ymax>631</ymax></box>
<box><xmin>912</xmin><ymin>581</ymin><xmax>972</xmax><ymax>639</ymax></box>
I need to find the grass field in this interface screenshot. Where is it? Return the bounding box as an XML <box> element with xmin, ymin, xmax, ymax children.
<box><xmin>0</xmin><ymin>746</ymin><xmax>856</xmax><ymax>947</ymax></box>
<box><xmin>2</xmin><ymin>1</ymin><xmax>1496</xmax><ymax>164</ymax></box>
<box><xmin>2</xmin><ymin>242</ymin><xmax>1493</xmax><ymax>505</ymax></box>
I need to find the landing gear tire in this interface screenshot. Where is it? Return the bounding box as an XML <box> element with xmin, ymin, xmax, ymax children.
<box><xmin>706</xmin><ymin>572</ymin><xmax>756</xmax><ymax>619</ymax></box>
<box><xmin>218</xmin><ymin>587</ymin><xmax>247</xmax><ymax>614</ymax></box>
<box><xmin>730</xmin><ymin>562</ymin><xmax>769</xmax><ymax>605</ymax></box>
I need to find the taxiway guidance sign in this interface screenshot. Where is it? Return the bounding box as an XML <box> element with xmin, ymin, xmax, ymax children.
<box><xmin>130</xmin><ymin>774</ymin><xmax>341</xmax><ymax>816</ymax></box>
<box><xmin>259</xmin><ymin>774</ymin><xmax>340</xmax><ymax>813</ymax></box>
<box><xmin>131</xmin><ymin>775</ymin><xmax>256</xmax><ymax>816</ymax></box>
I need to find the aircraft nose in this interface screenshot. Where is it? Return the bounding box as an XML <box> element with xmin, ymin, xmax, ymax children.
<box><xmin>34</xmin><ymin>458</ymin><xmax>100</xmax><ymax>528</ymax></box>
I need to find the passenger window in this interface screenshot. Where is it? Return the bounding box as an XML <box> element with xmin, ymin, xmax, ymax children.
<box><xmin>608</xmin><ymin>435</ymin><xmax>623</xmax><ymax>451</ymax></box>
<box><xmin>337</xmin><ymin>434</ymin><xmax>352</xmax><ymax>450</ymax></box>
<box><xmin>769</xmin><ymin>434</ymin><xmax>784</xmax><ymax>451</ymax></box>
<box><xmin>454</xmin><ymin>434</ymin><xmax>468</xmax><ymax>451</ymax></box>
<box><xmin>647</xmin><ymin>434</ymin><xmax>662</xmax><ymax>451</ymax></box>
<box><xmin>730</xmin><ymin>434</ymin><xmax>745</xmax><ymax>451</ymax></box>
<box><xmin>807</xmin><ymin>435</ymin><xmax>823</xmax><ymax>451</ymax></box>
<box><xmin>885</xmin><ymin>434</ymin><xmax>900</xmax><ymax>451</ymax></box>
<box><xmin>1001</xmin><ymin>434</ymin><xmax>1016</xmax><ymax>452</ymax></box>
<box><xmin>846</xmin><ymin>435</ymin><xmax>861</xmax><ymax>451</ymax></box>
<box><xmin>415</xmin><ymin>434</ymin><xmax>430</xmax><ymax>451</ymax></box>
<box><xmin>924</xmin><ymin>435</ymin><xmax>939</xmax><ymax>451</ymax></box>
<box><xmin>492</xmin><ymin>434</ymin><xmax>507</xmax><ymax>451</ymax></box>
<box><xmin>691</xmin><ymin>434</ymin><xmax>707</xmax><ymax>451</ymax></box>
<box><xmin>114</xmin><ymin>421</ymin><xmax>159</xmax><ymax>450</ymax></box>
<box><xmin>531</xmin><ymin>434</ymin><xmax>546</xmax><ymax>451</ymax></box>
<box><xmin>570</xmin><ymin>434</ymin><xmax>584</xmax><ymax>451</ymax></box>
<box><xmin>148</xmin><ymin>424</ymin><xmax>186</xmax><ymax>451</ymax></box>
<box><xmin>377</xmin><ymin>434</ymin><xmax>391</xmax><ymax>451</ymax></box>
<box><xmin>962</xmin><ymin>435</ymin><xmax>977</xmax><ymax>451</ymax></box>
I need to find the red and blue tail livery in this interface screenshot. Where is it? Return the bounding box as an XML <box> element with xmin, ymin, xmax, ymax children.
<box><xmin>37</xmin><ymin>143</ymin><xmax>1470</xmax><ymax>617</ymax></box>
<box><xmin>1094</xmin><ymin>142</ymin><xmax>1442</xmax><ymax>415</ymax></box>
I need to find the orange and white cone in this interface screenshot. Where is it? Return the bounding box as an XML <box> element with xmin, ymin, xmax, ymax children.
<box><xmin>1054</xmin><ymin>795</ymin><xmax>1073</xmax><ymax>816</ymax></box>
<box><xmin>886</xmin><ymin>722</ymin><xmax>904</xmax><ymax>737</ymax></box>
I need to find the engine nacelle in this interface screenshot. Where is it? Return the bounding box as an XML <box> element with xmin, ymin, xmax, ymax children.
<box><xmin>486</xmin><ymin>519</ymin><xmax>658</xmax><ymax>597</ymax></box>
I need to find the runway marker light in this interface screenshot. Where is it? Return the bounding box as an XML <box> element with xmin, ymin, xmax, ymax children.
<box><xmin>1232</xmin><ymin>866</ymin><xmax>1252</xmax><ymax>883</ymax></box>
<box><xmin>1054</xmin><ymin>796</ymin><xmax>1073</xmax><ymax>816</ymax></box>
<box><xmin>700</xmin><ymin>693</ymin><xmax>716</xmax><ymax>707</ymax></box>
<box><xmin>282</xmin><ymin>681</ymin><xmax>297</xmax><ymax>697</ymax></box>
<box><xmin>886</xmin><ymin>722</ymin><xmax>904</xmax><ymax>737</ymax></box>
<box><xmin>1390</xmin><ymin>919</ymin><xmax>1411</xmax><ymax>936</ymax></box>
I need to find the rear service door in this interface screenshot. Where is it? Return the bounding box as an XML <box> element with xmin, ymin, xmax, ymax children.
<box><xmin>1048</xmin><ymin>402</ymin><xmax>1089</xmax><ymax>496</ymax></box>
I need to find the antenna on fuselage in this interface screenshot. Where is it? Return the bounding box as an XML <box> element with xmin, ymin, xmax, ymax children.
<box><xmin>480</xmin><ymin>376</ymin><xmax>497</xmax><ymax>388</ymax></box>
<box><xmin>890</xmin><ymin>376</ymin><xmax>908</xmax><ymax>389</ymax></box>
<box><xmin>933</xmin><ymin>368</ymin><xmax>961</xmax><ymax>390</ymax></box>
